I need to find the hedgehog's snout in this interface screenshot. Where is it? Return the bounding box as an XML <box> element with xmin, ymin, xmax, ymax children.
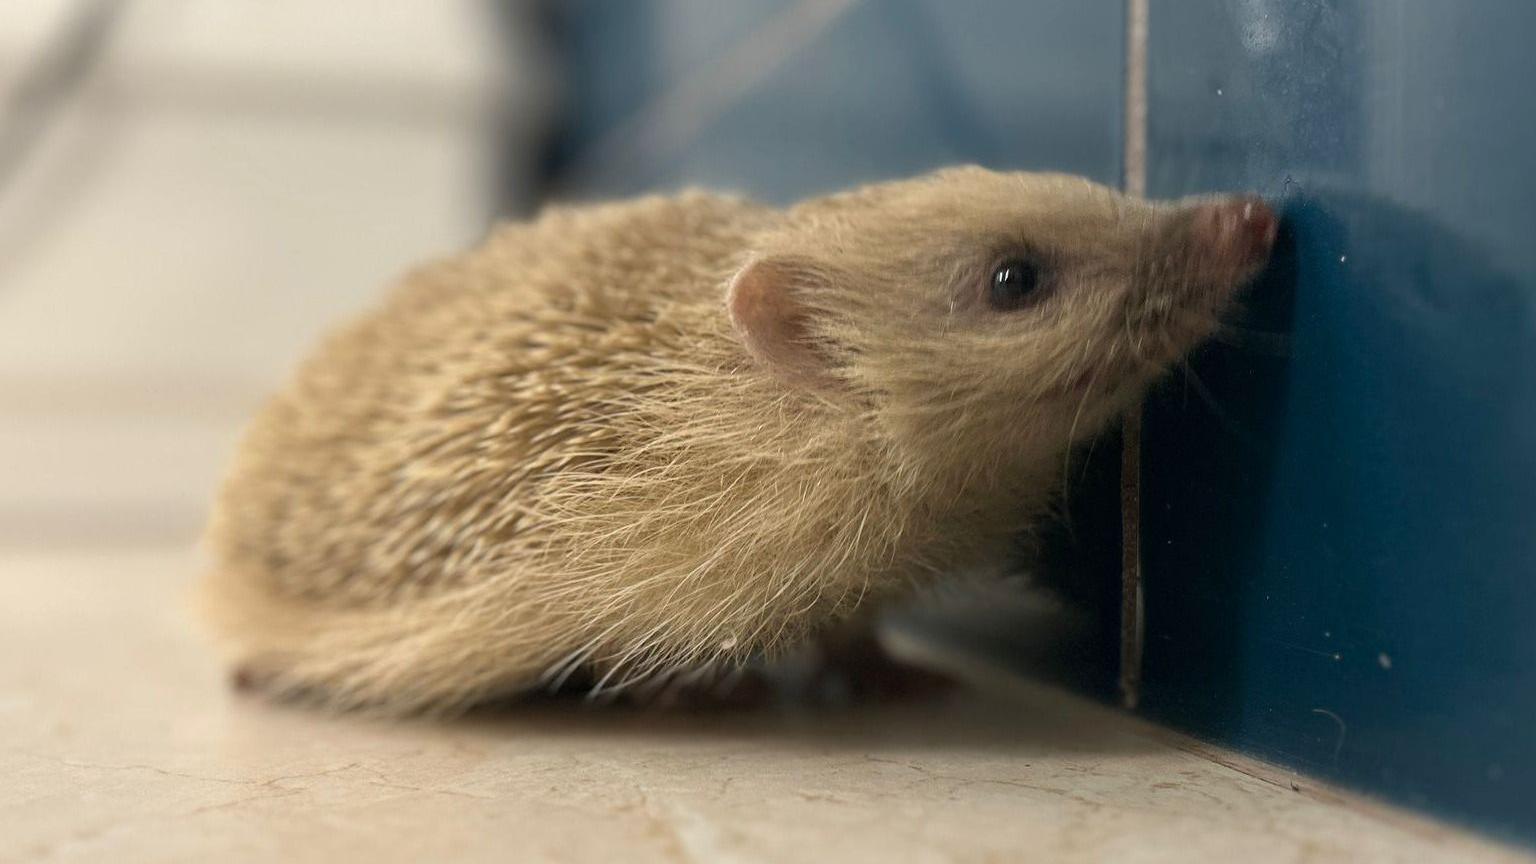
<box><xmin>1139</xmin><ymin>195</ymin><xmax>1277</xmax><ymax>310</ymax></box>
<box><xmin>1187</xmin><ymin>196</ymin><xmax>1277</xmax><ymax>275</ymax></box>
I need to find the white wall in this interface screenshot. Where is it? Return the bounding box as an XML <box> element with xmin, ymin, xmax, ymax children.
<box><xmin>0</xmin><ymin>1</ymin><xmax>553</xmax><ymax>544</ymax></box>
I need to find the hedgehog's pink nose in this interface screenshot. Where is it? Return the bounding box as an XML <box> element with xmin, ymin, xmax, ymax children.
<box><xmin>1190</xmin><ymin>196</ymin><xmax>1277</xmax><ymax>269</ymax></box>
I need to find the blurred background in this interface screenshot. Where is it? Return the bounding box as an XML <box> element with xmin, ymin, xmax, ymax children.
<box><xmin>0</xmin><ymin>0</ymin><xmax>1124</xmax><ymax>546</ymax></box>
<box><xmin>1</xmin><ymin>0</ymin><xmax>1532</xmax><ymax>848</ymax></box>
<box><xmin>0</xmin><ymin>1</ymin><xmax>535</xmax><ymax>547</ymax></box>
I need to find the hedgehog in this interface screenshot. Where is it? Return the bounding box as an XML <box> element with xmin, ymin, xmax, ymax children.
<box><xmin>200</xmin><ymin>166</ymin><xmax>1276</xmax><ymax>713</ymax></box>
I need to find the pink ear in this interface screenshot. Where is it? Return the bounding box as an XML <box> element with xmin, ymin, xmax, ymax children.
<box><xmin>727</xmin><ymin>257</ymin><xmax>833</xmax><ymax>387</ymax></box>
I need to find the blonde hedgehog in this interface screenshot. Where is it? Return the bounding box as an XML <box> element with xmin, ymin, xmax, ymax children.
<box><xmin>201</xmin><ymin>166</ymin><xmax>1276</xmax><ymax>713</ymax></box>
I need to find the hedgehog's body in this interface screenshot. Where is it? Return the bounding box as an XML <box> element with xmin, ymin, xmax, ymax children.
<box><xmin>204</xmin><ymin>168</ymin><xmax>1275</xmax><ymax>712</ymax></box>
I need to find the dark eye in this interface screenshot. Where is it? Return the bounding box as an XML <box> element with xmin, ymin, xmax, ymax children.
<box><xmin>989</xmin><ymin>258</ymin><xmax>1041</xmax><ymax>311</ymax></box>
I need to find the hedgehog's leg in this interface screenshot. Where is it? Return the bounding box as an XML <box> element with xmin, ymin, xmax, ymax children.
<box><xmin>595</xmin><ymin>616</ymin><xmax>955</xmax><ymax>711</ymax></box>
<box><xmin>774</xmin><ymin>616</ymin><xmax>956</xmax><ymax>706</ymax></box>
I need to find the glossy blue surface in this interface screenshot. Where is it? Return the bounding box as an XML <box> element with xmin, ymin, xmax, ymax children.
<box><xmin>1143</xmin><ymin>0</ymin><xmax>1536</xmax><ymax>841</ymax></box>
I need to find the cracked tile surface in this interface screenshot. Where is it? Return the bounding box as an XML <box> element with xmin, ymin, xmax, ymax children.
<box><xmin>1</xmin><ymin>547</ymin><xmax>1526</xmax><ymax>863</ymax></box>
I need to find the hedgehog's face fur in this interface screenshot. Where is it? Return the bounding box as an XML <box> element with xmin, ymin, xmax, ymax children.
<box><xmin>729</xmin><ymin>165</ymin><xmax>1276</xmax><ymax>478</ymax></box>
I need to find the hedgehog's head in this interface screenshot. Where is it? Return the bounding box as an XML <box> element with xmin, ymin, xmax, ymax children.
<box><xmin>727</xmin><ymin>166</ymin><xmax>1276</xmax><ymax>477</ymax></box>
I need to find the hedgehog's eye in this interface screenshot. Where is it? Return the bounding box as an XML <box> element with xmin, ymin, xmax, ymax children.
<box><xmin>989</xmin><ymin>258</ymin><xmax>1041</xmax><ymax>311</ymax></box>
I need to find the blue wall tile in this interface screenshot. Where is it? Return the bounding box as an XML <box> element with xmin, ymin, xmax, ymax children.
<box><xmin>546</xmin><ymin>0</ymin><xmax>1125</xmax><ymax>201</ymax></box>
<box><xmin>1144</xmin><ymin>0</ymin><xmax>1536</xmax><ymax>842</ymax></box>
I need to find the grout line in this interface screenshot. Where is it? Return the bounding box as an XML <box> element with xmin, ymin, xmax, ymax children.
<box><xmin>0</xmin><ymin>503</ymin><xmax>208</xmax><ymax>551</ymax></box>
<box><xmin>0</xmin><ymin>55</ymin><xmax>504</xmax><ymax>129</ymax></box>
<box><xmin>1123</xmin><ymin>0</ymin><xmax>1148</xmax><ymax>197</ymax></box>
<box><xmin>1119</xmin><ymin>0</ymin><xmax>1149</xmax><ymax>710</ymax></box>
<box><xmin>1119</xmin><ymin>412</ymin><xmax>1144</xmax><ymax>709</ymax></box>
<box><xmin>0</xmin><ymin>372</ymin><xmax>270</xmax><ymax>419</ymax></box>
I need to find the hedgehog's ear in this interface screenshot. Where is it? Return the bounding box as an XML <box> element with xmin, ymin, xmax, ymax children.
<box><xmin>727</xmin><ymin>256</ymin><xmax>836</xmax><ymax>388</ymax></box>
